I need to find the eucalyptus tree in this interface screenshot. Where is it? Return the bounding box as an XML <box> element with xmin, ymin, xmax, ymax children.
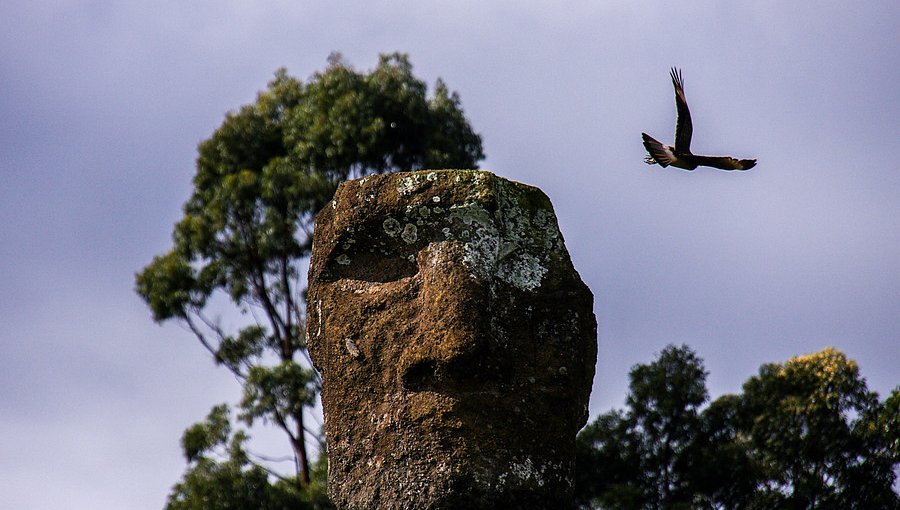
<box><xmin>734</xmin><ymin>348</ymin><xmax>899</xmax><ymax>508</ymax></box>
<box><xmin>576</xmin><ymin>347</ymin><xmax>899</xmax><ymax>509</ymax></box>
<box><xmin>136</xmin><ymin>52</ymin><xmax>483</xmax><ymax>488</ymax></box>
<box><xmin>575</xmin><ymin>345</ymin><xmax>710</xmax><ymax>510</ymax></box>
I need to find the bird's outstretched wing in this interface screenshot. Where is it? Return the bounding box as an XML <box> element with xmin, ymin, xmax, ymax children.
<box><xmin>693</xmin><ymin>155</ymin><xmax>757</xmax><ymax>171</ymax></box>
<box><xmin>670</xmin><ymin>67</ymin><xmax>693</xmax><ymax>153</ymax></box>
<box><xmin>642</xmin><ymin>133</ymin><xmax>676</xmax><ymax>167</ymax></box>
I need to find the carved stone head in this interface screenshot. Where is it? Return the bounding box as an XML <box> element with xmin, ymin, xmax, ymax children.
<box><xmin>307</xmin><ymin>170</ymin><xmax>596</xmax><ymax>509</ymax></box>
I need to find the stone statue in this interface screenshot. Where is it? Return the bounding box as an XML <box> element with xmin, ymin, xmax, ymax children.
<box><xmin>307</xmin><ymin>170</ymin><xmax>597</xmax><ymax>509</ymax></box>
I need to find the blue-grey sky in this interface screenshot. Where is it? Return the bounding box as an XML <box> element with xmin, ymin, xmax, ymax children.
<box><xmin>2</xmin><ymin>1</ymin><xmax>898</xmax><ymax>508</ymax></box>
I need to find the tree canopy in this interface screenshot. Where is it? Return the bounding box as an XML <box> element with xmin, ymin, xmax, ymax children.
<box><xmin>575</xmin><ymin>345</ymin><xmax>711</xmax><ymax>510</ymax></box>
<box><xmin>135</xmin><ymin>52</ymin><xmax>484</xmax><ymax>500</ymax></box>
<box><xmin>166</xmin><ymin>405</ymin><xmax>331</xmax><ymax>510</ymax></box>
<box><xmin>735</xmin><ymin>348</ymin><xmax>898</xmax><ymax>508</ymax></box>
<box><xmin>576</xmin><ymin>346</ymin><xmax>899</xmax><ymax>510</ymax></box>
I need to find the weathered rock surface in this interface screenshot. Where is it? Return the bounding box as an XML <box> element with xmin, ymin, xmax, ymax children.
<box><xmin>307</xmin><ymin>170</ymin><xmax>597</xmax><ymax>509</ymax></box>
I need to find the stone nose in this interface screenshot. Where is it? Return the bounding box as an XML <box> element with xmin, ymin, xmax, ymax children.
<box><xmin>399</xmin><ymin>241</ymin><xmax>493</xmax><ymax>392</ymax></box>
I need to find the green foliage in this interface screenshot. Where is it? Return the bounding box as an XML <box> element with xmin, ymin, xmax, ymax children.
<box><xmin>576</xmin><ymin>345</ymin><xmax>710</xmax><ymax>509</ymax></box>
<box><xmin>626</xmin><ymin>345</ymin><xmax>708</xmax><ymax>507</ymax></box>
<box><xmin>134</xmin><ymin>250</ymin><xmax>201</xmax><ymax>321</ymax></box>
<box><xmin>136</xmin><ymin>52</ymin><xmax>483</xmax><ymax>495</ymax></box>
<box><xmin>286</xmin><ymin>53</ymin><xmax>484</xmax><ymax>181</ymax></box>
<box><xmin>880</xmin><ymin>388</ymin><xmax>900</xmax><ymax>459</ymax></box>
<box><xmin>181</xmin><ymin>404</ymin><xmax>231</xmax><ymax>463</ymax></box>
<box><xmin>240</xmin><ymin>362</ymin><xmax>318</xmax><ymax>426</ymax></box>
<box><xmin>300</xmin><ymin>451</ymin><xmax>334</xmax><ymax>510</ymax></box>
<box><xmin>166</xmin><ymin>459</ymin><xmax>300</xmax><ymax>510</ymax></box>
<box><xmin>167</xmin><ymin>405</ymin><xmax>327</xmax><ymax>510</ymax></box>
<box><xmin>576</xmin><ymin>346</ymin><xmax>899</xmax><ymax>509</ymax></box>
<box><xmin>733</xmin><ymin>348</ymin><xmax>899</xmax><ymax>508</ymax></box>
<box><xmin>687</xmin><ymin>394</ymin><xmax>758</xmax><ymax>508</ymax></box>
<box><xmin>575</xmin><ymin>410</ymin><xmax>643</xmax><ymax>509</ymax></box>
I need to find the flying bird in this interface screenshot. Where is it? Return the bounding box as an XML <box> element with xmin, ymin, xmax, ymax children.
<box><xmin>642</xmin><ymin>68</ymin><xmax>756</xmax><ymax>171</ymax></box>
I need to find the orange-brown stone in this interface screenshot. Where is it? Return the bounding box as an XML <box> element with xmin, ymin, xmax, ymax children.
<box><xmin>307</xmin><ymin>170</ymin><xmax>597</xmax><ymax>509</ymax></box>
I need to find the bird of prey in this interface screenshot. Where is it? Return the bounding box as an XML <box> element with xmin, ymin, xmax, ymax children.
<box><xmin>642</xmin><ymin>68</ymin><xmax>756</xmax><ymax>171</ymax></box>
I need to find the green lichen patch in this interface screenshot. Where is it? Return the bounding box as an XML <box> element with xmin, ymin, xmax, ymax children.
<box><xmin>313</xmin><ymin>169</ymin><xmax>573</xmax><ymax>293</ymax></box>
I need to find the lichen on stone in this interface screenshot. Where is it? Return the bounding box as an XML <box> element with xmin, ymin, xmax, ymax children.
<box><xmin>398</xmin><ymin>173</ymin><xmax>428</xmax><ymax>195</ymax></box>
<box><xmin>497</xmin><ymin>252</ymin><xmax>548</xmax><ymax>291</ymax></box>
<box><xmin>382</xmin><ymin>218</ymin><xmax>402</xmax><ymax>237</ymax></box>
<box><xmin>306</xmin><ymin>169</ymin><xmax>597</xmax><ymax>510</ymax></box>
<box><xmin>321</xmin><ymin>170</ymin><xmax>570</xmax><ymax>293</ymax></box>
<box><xmin>400</xmin><ymin>223</ymin><xmax>418</xmax><ymax>244</ymax></box>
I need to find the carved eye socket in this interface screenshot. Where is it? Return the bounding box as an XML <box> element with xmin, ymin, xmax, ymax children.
<box><xmin>319</xmin><ymin>224</ymin><xmax>420</xmax><ymax>283</ymax></box>
<box><xmin>327</xmin><ymin>249</ymin><xmax>418</xmax><ymax>283</ymax></box>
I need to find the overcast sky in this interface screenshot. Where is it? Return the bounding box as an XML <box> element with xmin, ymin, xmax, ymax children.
<box><xmin>2</xmin><ymin>1</ymin><xmax>898</xmax><ymax>508</ymax></box>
